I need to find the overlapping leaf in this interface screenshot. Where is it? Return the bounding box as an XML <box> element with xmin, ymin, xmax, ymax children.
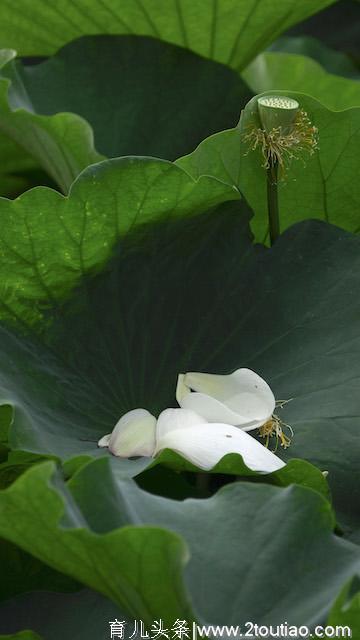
<box><xmin>0</xmin><ymin>157</ymin><xmax>236</xmax><ymax>326</ymax></box>
<box><xmin>150</xmin><ymin>452</ymin><xmax>330</xmax><ymax>499</ymax></box>
<box><xmin>0</xmin><ymin>462</ymin><xmax>194</xmax><ymax>627</ymax></box>
<box><xmin>177</xmin><ymin>91</ymin><xmax>360</xmax><ymax>241</ymax></box>
<box><xmin>0</xmin><ymin>459</ymin><xmax>358</xmax><ymax>627</ymax></box>
<box><xmin>0</xmin><ymin>49</ymin><xmax>101</xmax><ymax>193</ymax></box>
<box><xmin>0</xmin><ymin>0</ymin><xmax>336</xmax><ymax>69</ymax></box>
<box><xmin>242</xmin><ymin>52</ymin><xmax>360</xmax><ymax>110</ymax></box>
<box><xmin>0</xmin><ymin>36</ymin><xmax>252</xmax><ymax>191</ymax></box>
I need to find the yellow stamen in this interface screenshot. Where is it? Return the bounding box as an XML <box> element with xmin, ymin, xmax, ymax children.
<box><xmin>243</xmin><ymin>109</ymin><xmax>318</xmax><ymax>179</ymax></box>
<box><xmin>259</xmin><ymin>414</ymin><xmax>293</xmax><ymax>452</ymax></box>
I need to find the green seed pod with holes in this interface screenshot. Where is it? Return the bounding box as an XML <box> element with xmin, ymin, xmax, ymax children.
<box><xmin>257</xmin><ymin>95</ymin><xmax>299</xmax><ymax>135</ymax></box>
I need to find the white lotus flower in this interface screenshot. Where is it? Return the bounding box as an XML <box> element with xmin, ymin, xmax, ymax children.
<box><xmin>98</xmin><ymin>406</ymin><xmax>285</xmax><ymax>473</ymax></box>
<box><xmin>176</xmin><ymin>368</ymin><xmax>275</xmax><ymax>431</ymax></box>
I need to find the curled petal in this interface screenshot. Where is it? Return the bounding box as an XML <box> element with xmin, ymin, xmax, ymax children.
<box><xmin>178</xmin><ymin>393</ymin><xmax>258</xmax><ymax>429</ymax></box>
<box><xmin>156</xmin><ymin>422</ymin><xmax>285</xmax><ymax>473</ymax></box>
<box><xmin>175</xmin><ymin>373</ymin><xmax>190</xmax><ymax>404</ymax></box>
<box><xmin>108</xmin><ymin>408</ymin><xmax>156</xmax><ymax>458</ymax></box>
<box><xmin>178</xmin><ymin>368</ymin><xmax>275</xmax><ymax>429</ymax></box>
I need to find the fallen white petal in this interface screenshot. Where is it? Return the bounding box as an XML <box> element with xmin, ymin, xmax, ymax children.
<box><xmin>156</xmin><ymin>422</ymin><xmax>285</xmax><ymax>472</ymax></box>
<box><xmin>175</xmin><ymin>373</ymin><xmax>189</xmax><ymax>404</ymax></box>
<box><xmin>178</xmin><ymin>368</ymin><xmax>275</xmax><ymax>430</ymax></box>
<box><xmin>156</xmin><ymin>407</ymin><xmax>207</xmax><ymax>440</ymax></box>
<box><xmin>178</xmin><ymin>393</ymin><xmax>259</xmax><ymax>429</ymax></box>
<box><xmin>108</xmin><ymin>408</ymin><xmax>156</xmax><ymax>458</ymax></box>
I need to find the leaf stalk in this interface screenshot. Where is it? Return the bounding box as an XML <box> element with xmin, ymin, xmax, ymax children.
<box><xmin>266</xmin><ymin>161</ymin><xmax>280</xmax><ymax>246</ymax></box>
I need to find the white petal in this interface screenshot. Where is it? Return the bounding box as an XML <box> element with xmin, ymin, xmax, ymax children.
<box><xmin>226</xmin><ymin>368</ymin><xmax>275</xmax><ymax>419</ymax></box>
<box><xmin>175</xmin><ymin>373</ymin><xmax>190</xmax><ymax>404</ymax></box>
<box><xmin>109</xmin><ymin>408</ymin><xmax>156</xmax><ymax>458</ymax></box>
<box><xmin>179</xmin><ymin>392</ymin><xmax>257</xmax><ymax>429</ymax></box>
<box><xmin>156</xmin><ymin>408</ymin><xmax>207</xmax><ymax>440</ymax></box>
<box><xmin>98</xmin><ymin>433</ymin><xmax>111</xmax><ymax>448</ymax></box>
<box><xmin>180</xmin><ymin>368</ymin><xmax>275</xmax><ymax>428</ymax></box>
<box><xmin>156</xmin><ymin>422</ymin><xmax>285</xmax><ymax>473</ymax></box>
<box><xmin>182</xmin><ymin>371</ymin><xmax>235</xmax><ymax>401</ymax></box>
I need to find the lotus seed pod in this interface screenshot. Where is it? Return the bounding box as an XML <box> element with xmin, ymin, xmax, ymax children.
<box><xmin>257</xmin><ymin>95</ymin><xmax>299</xmax><ymax>135</ymax></box>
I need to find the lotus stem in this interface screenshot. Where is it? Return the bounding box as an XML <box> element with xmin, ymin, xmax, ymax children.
<box><xmin>266</xmin><ymin>160</ymin><xmax>280</xmax><ymax>246</ymax></box>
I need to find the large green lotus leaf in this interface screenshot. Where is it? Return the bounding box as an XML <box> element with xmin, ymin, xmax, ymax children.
<box><xmin>0</xmin><ymin>169</ymin><xmax>359</xmax><ymax>535</ymax></box>
<box><xmin>327</xmin><ymin>577</ymin><xmax>360</xmax><ymax>631</ymax></box>
<box><xmin>0</xmin><ymin>157</ymin><xmax>237</xmax><ymax>326</ymax></box>
<box><xmin>0</xmin><ymin>462</ymin><xmax>194</xmax><ymax>627</ymax></box>
<box><xmin>177</xmin><ymin>92</ymin><xmax>360</xmax><ymax>241</ymax></box>
<box><xmin>242</xmin><ymin>52</ymin><xmax>360</xmax><ymax>110</ymax></box>
<box><xmin>0</xmin><ymin>49</ymin><xmax>102</xmax><ymax>193</ymax></box>
<box><xmin>0</xmin><ymin>459</ymin><xmax>359</xmax><ymax>627</ymax></box>
<box><xmin>0</xmin><ymin>456</ymin><xmax>82</xmax><ymax>612</ymax></box>
<box><xmin>0</xmin><ymin>36</ymin><xmax>251</xmax><ymax>171</ymax></box>
<box><xmin>0</xmin><ymin>0</ymin><xmax>336</xmax><ymax>70</ymax></box>
<box><xmin>0</xmin><ymin>589</ymin><xmax>125</xmax><ymax>639</ymax></box>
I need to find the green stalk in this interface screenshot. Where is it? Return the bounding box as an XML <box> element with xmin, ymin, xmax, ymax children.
<box><xmin>196</xmin><ymin>472</ymin><xmax>210</xmax><ymax>496</ymax></box>
<box><xmin>266</xmin><ymin>160</ymin><xmax>280</xmax><ymax>246</ymax></box>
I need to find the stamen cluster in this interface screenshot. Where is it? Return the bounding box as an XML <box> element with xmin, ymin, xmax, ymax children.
<box><xmin>258</xmin><ymin>415</ymin><xmax>293</xmax><ymax>451</ymax></box>
<box><xmin>243</xmin><ymin>109</ymin><xmax>318</xmax><ymax>176</ymax></box>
